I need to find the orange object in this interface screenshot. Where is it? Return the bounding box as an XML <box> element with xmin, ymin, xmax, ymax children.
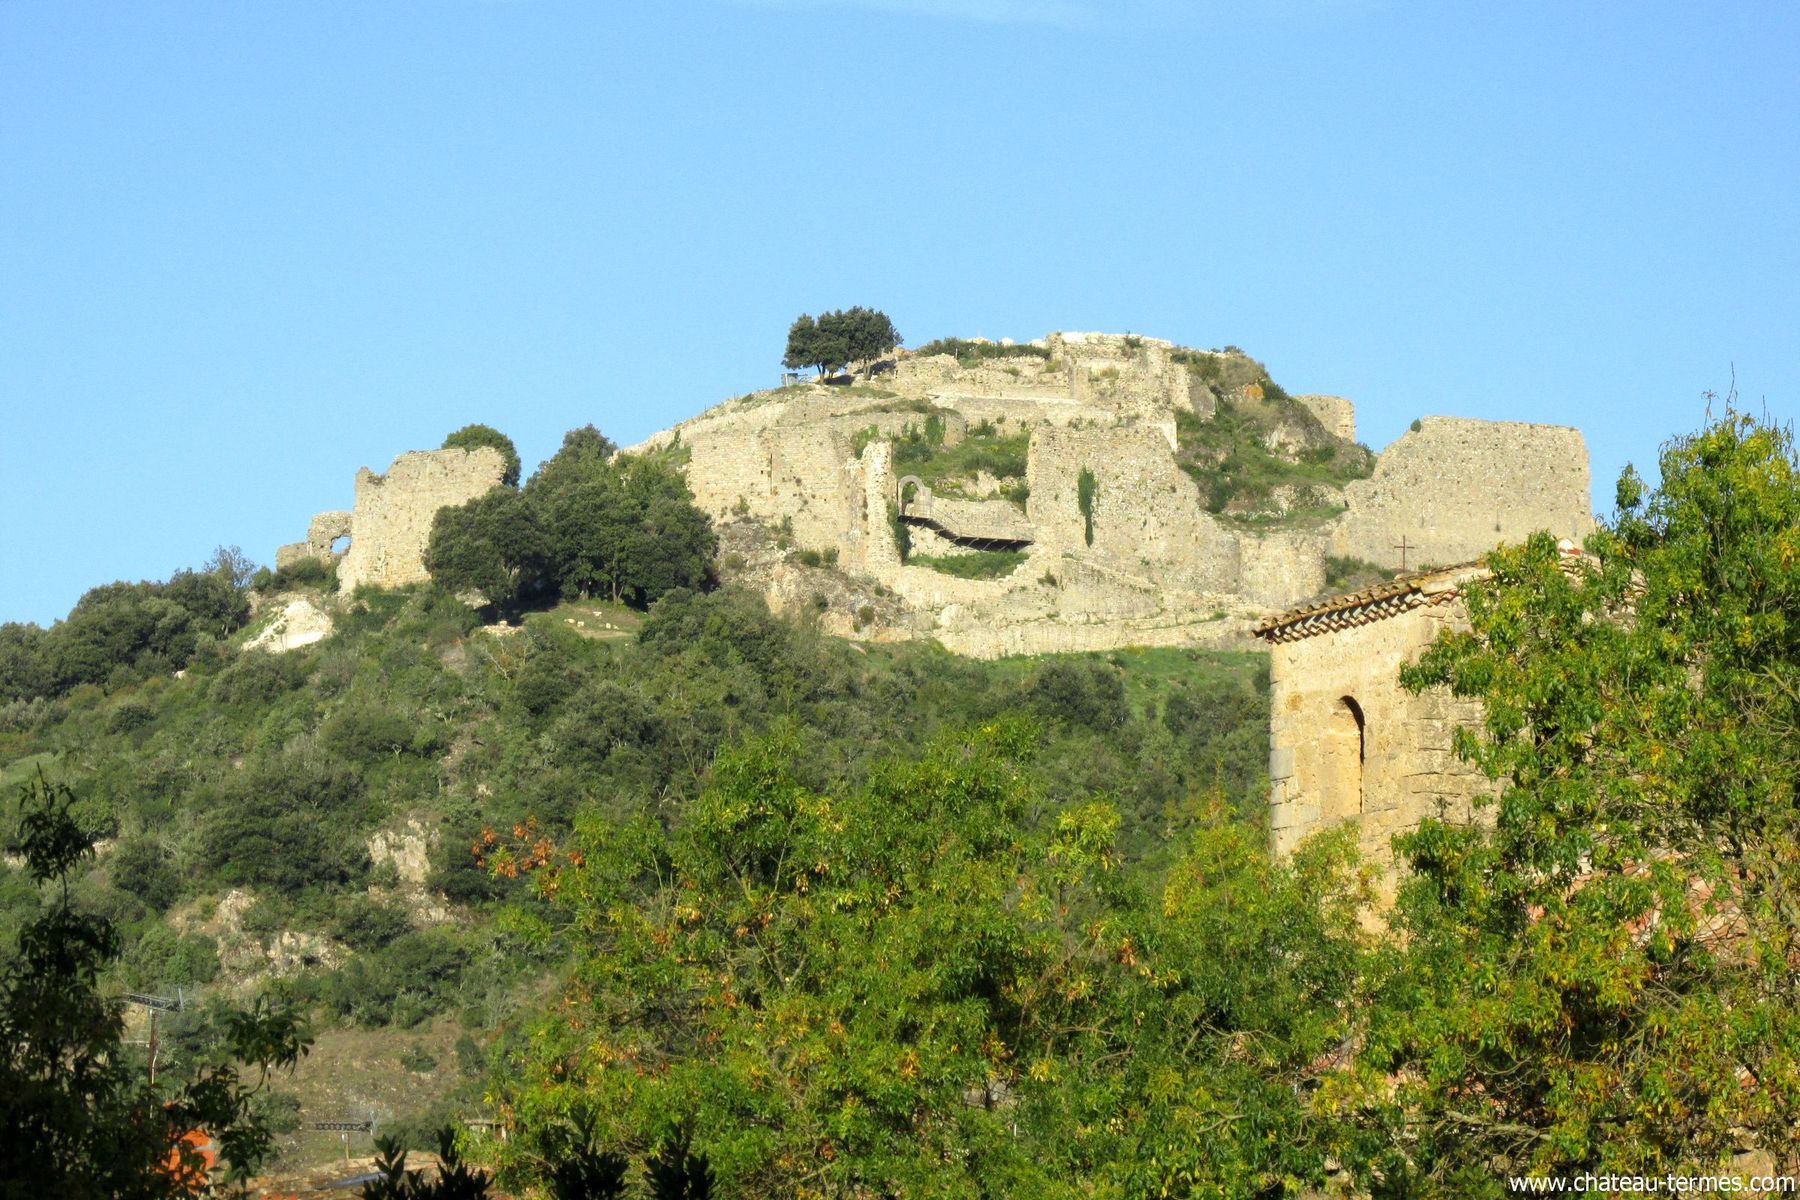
<box><xmin>164</xmin><ymin>1127</ymin><xmax>218</xmax><ymax>1195</ymax></box>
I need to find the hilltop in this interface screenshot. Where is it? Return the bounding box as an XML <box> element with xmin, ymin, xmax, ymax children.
<box><xmin>628</xmin><ymin>331</ymin><xmax>1595</xmax><ymax>656</ymax></box>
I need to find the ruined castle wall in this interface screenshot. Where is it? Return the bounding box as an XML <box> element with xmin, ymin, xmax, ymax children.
<box><xmin>1236</xmin><ymin>528</ymin><xmax>1330</xmax><ymax>608</ymax></box>
<box><xmin>1332</xmin><ymin>417</ymin><xmax>1593</xmax><ymax>570</ymax></box>
<box><xmin>827</xmin><ymin>408</ymin><xmax>967</xmax><ymax>445</ymax></box>
<box><xmin>674</xmin><ymin>425</ymin><xmax>860</xmax><ymax>553</ymax></box>
<box><xmin>914</xmin><ymin>495</ymin><xmax>1033</xmax><ymax>543</ymax></box>
<box><xmin>1267</xmin><ymin>602</ymin><xmax>1494</xmax><ymax>868</ymax></box>
<box><xmin>336</xmin><ymin>448</ymin><xmax>506</xmax><ymax>592</ymax></box>
<box><xmin>1027</xmin><ymin>425</ymin><xmax>1242</xmax><ymax>594</ymax></box>
<box><xmin>931</xmin><ymin>395</ymin><xmax>1120</xmax><ymax>431</ymax></box>
<box><xmin>275</xmin><ymin>510</ymin><xmax>353</xmax><ymax>569</ymax></box>
<box><xmin>850</xmin><ymin>441</ymin><xmax>902</xmax><ymax>575</ymax></box>
<box><xmin>764</xmin><ymin>428</ymin><xmax>858</xmax><ymax>550</ymax></box>
<box><xmin>1293</xmin><ymin>394</ymin><xmax>1355</xmax><ymax>443</ymax></box>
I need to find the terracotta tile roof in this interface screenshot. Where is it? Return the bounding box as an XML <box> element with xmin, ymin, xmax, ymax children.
<box><xmin>1252</xmin><ymin>562</ymin><xmax>1488</xmax><ymax>644</ymax></box>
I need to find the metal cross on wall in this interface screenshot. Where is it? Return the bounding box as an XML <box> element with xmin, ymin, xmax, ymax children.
<box><xmin>1393</xmin><ymin>535</ymin><xmax>1413</xmax><ymax>572</ymax></box>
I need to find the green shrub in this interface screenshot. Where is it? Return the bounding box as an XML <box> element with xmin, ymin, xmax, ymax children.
<box><xmin>257</xmin><ymin>555</ymin><xmax>338</xmax><ymax>594</ymax></box>
<box><xmin>208</xmin><ymin>650</ymin><xmax>309</xmax><ymax>708</ymax></box>
<box><xmin>332</xmin><ymin>895</ymin><xmax>412</xmax><ymax>951</ymax></box>
<box><xmin>1026</xmin><ymin>659</ymin><xmax>1127</xmax><ymax>732</ymax></box>
<box><xmin>892</xmin><ymin>424</ymin><xmax>1028</xmax><ymax>484</ymax></box>
<box><xmin>913</xmin><ymin>337</ymin><xmax>1050</xmax><ymax>365</ymax></box>
<box><xmin>1077</xmin><ymin>467</ymin><xmax>1098</xmax><ymax>545</ymax></box>
<box><xmin>908</xmin><ymin>549</ymin><xmax>1028</xmax><ymax>579</ymax></box>
<box><xmin>398</xmin><ymin>1042</ymin><xmax>438</xmax><ymax>1073</ymax></box>
<box><xmin>112</xmin><ymin>837</ymin><xmax>182</xmax><ymax>912</ymax></box>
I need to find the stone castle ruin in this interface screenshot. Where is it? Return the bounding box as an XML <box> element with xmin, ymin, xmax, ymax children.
<box><xmin>268</xmin><ymin>331</ymin><xmax>1593</xmax><ymax>661</ymax></box>
<box><xmin>276</xmin><ymin>446</ymin><xmax>506</xmax><ymax>592</ymax></box>
<box><xmin>629</xmin><ymin>331</ymin><xmax>1595</xmax><ymax>657</ymax></box>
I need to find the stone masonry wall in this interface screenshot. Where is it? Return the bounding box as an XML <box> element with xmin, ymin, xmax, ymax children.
<box><xmin>617</xmin><ymin>334</ymin><xmax>1597</xmax><ymax>659</ymax></box>
<box><xmin>1027</xmin><ymin>424</ymin><xmax>1242</xmax><ymax>594</ymax></box>
<box><xmin>1266</xmin><ymin>598</ymin><xmax>1495</xmax><ymax>872</ymax></box>
<box><xmin>275</xmin><ymin>510</ymin><xmax>352</xmax><ymax>569</ymax></box>
<box><xmin>1331</xmin><ymin>417</ymin><xmax>1593</xmax><ymax>570</ymax></box>
<box><xmin>336</xmin><ymin>447</ymin><xmax>506</xmax><ymax>592</ymax></box>
<box><xmin>1294</xmin><ymin>394</ymin><xmax>1355</xmax><ymax>442</ymax></box>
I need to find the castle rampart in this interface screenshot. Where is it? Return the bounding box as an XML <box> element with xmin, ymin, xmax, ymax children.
<box><xmin>1332</xmin><ymin>417</ymin><xmax>1592</xmax><ymax>570</ymax></box>
<box><xmin>278</xmin><ymin>447</ymin><xmax>505</xmax><ymax>592</ymax></box>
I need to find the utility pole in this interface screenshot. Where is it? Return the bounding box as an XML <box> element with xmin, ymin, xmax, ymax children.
<box><xmin>123</xmin><ymin>989</ymin><xmax>185</xmax><ymax>1086</ymax></box>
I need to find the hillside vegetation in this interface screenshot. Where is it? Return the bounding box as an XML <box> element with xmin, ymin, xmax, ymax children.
<box><xmin>5</xmin><ymin>410</ymin><xmax>1796</xmax><ymax>1197</ymax></box>
<box><xmin>1170</xmin><ymin>350</ymin><xmax>1376</xmax><ymax>522</ymax></box>
<box><xmin>0</xmin><ymin>566</ymin><xmax>1270</xmax><ymax>1172</ymax></box>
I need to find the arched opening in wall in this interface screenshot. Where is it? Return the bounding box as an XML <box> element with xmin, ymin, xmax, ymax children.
<box><xmin>1318</xmin><ymin>695</ymin><xmax>1366</xmax><ymax>820</ymax></box>
<box><xmin>330</xmin><ymin>535</ymin><xmax>351</xmax><ymax>556</ymax></box>
<box><xmin>896</xmin><ymin>475</ymin><xmax>924</xmax><ymax>514</ymax></box>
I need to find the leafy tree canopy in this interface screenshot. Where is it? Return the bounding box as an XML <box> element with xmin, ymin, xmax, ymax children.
<box><xmin>783</xmin><ymin>307</ymin><xmax>901</xmax><ymax>379</ymax></box>
<box><xmin>1328</xmin><ymin>409</ymin><xmax>1800</xmax><ymax>1190</ymax></box>
<box><xmin>0</xmin><ymin>773</ymin><xmax>311</xmax><ymax>1194</ymax></box>
<box><xmin>0</xmin><ymin>554</ymin><xmax>253</xmax><ymax>704</ymax></box>
<box><xmin>425</xmin><ymin>426</ymin><xmax>715</xmax><ymax>615</ymax></box>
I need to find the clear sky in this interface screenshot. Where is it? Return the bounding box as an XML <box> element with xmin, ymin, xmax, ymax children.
<box><xmin>3</xmin><ymin>1</ymin><xmax>1796</xmax><ymax>625</ymax></box>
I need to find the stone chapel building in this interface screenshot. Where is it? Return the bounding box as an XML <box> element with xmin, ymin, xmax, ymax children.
<box><xmin>1252</xmin><ymin>562</ymin><xmax>1501</xmax><ymax>870</ymax></box>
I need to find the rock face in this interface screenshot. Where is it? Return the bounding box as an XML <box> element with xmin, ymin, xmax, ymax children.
<box><xmin>278</xmin><ymin>447</ymin><xmax>506</xmax><ymax>592</ymax></box>
<box><xmin>634</xmin><ymin>332</ymin><xmax>1596</xmax><ymax>658</ymax></box>
<box><xmin>245</xmin><ymin>597</ymin><xmax>334</xmax><ymax>654</ymax></box>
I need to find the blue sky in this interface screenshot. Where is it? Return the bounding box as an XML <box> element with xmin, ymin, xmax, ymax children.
<box><xmin>3</xmin><ymin>0</ymin><xmax>1795</xmax><ymax>625</ymax></box>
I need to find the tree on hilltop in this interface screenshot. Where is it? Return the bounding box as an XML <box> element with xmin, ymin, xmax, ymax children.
<box><xmin>783</xmin><ymin>308</ymin><xmax>901</xmax><ymax>380</ymax></box>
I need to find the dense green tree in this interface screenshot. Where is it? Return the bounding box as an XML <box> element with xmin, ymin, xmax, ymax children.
<box><xmin>484</xmin><ymin>720</ymin><xmax>1359</xmax><ymax>1197</ymax></box>
<box><xmin>443</xmin><ymin>423</ymin><xmax>523</xmax><ymax>488</ymax></box>
<box><xmin>833</xmin><ymin>305</ymin><xmax>902</xmax><ymax>376</ymax></box>
<box><xmin>0</xmin><ymin>623</ymin><xmax>50</xmax><ymax>702</ymax></box>
<box><xmin>782</xmin><ymin>308</ymin><xmax>899</xmax><ymax>379</ymax></box>
<box><xmin>423</xmin><ymin>488</ymin><xmax>552</xmax><ymax>616</ymax></box>
<box><xmin>526</xmin><ymin>439</ymin><xmax>716</xmax><ymax>608</ymax></box>
<box><xmin>781</xmin><ymin>312</ymin><xmax>846</xmax><ymax>380</ymax></box>
<box><xmin>526</xmin><ymin>426</ymin><xmax>618</xmax><ymax>505</ymax></box>
<box><xmin>1329</xmin><ymin>411</ymin><xmax>1800</xmax><ymax>1191</ymax></box>
<box><xmin>0</xmin><ymin>568</ymin><xmax>251</xmax><ymax>703</ymax></box>
<box><xmin>1024</xmin><ymin>658</ymin><xmax>1126</xmax><ymax>732</ymax></box>
<box><xmin>427</xmin><ymin>425</ymin><xmax>714</xmax><ymax>613</ymax></box>
<box><xmin>0</xmin><ymin>773</ymin><xmax>312</xmax><ymax>1196</ymax></box>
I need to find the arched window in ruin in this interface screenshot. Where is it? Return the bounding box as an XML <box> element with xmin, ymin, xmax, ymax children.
<box><xmin>330</xmin><ymin>535</ymin><xmax>351</xmax><ymax>557</ymax></box>
<box><xmin>895</xmin><ymin>475</ymin><xmax>924</xmax><ymax>514</ymax></box>
<box><xmin>1320</xmin><ymin>695</ymin><xmax>1367</xmax><ymax>819</ymax></box>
